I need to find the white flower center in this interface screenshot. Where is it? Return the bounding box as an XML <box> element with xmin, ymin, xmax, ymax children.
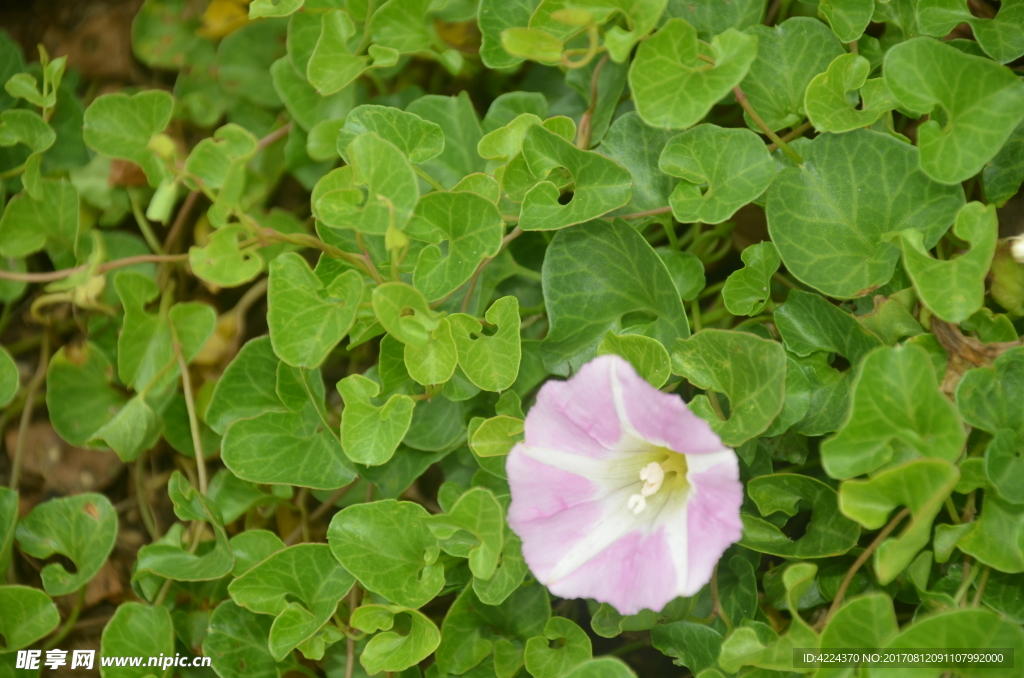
<box><xmin>626</xmin><ymin>453</ymin><xmax>688</xmax><ymax>514</ymax></box>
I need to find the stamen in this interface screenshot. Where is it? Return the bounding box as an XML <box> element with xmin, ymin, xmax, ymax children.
<box><xmin>639</xmin><ymin>462</ymin><xmax>664</xmax><ymax>497</ymax></box>
<box><xmin>627</xmin><ymin>494</ymin><xmax>646</xmax><ymax>514</ymax></box>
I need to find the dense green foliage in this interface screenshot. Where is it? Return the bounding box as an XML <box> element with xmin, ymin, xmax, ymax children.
<box><xmin>2</xmin><ymin>0</ymin><xmax>1024</xmax><ymax>676</ymax></box>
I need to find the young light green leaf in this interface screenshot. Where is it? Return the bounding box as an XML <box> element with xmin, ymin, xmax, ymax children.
<box><xmin>840</xmin><ymin>459</ymin><xmax>960</xmax><ymax>584</ymax></box>
<box><xmin>371</xmin><ymin>282</ymin><xmax>440</xmax><ymax>347</ymax></box>
<box><xmin>229</xmin><ymin>544</ymin><xmax>355</xmax><ymax>660</ymax></box>
<box><xmin>448</xmin><ymin>296</ymin><xmax>522</xmax><ymax>392</ymax></box>
<box><xmin>404</xmin><ymin>316</ymin><xmax>459</xmax><ymax>386</ymax></box>
<box><xmin>884</xmin><ymin>37</ymin><xmax>1024</xmax><ymax>185</ymax></box>
<box><xmin>500</xmin><ymin>28</ymin><xmax>563</xmax><ymax>65</ymax></box>
<box><xmin>182</xmin><ymin>123</ymin><xmax>258</xmax><ymax>192</ymax></box>
<box><xmin>722</xmin><ymin>242</ymin><xmax>780</xmax><ymax>316</ymax></box>
<box><xmin>479</xmin><ymin>0</ymin><xmax>540</xmax><ymax>68</ymax></box>
<box><xmin>740</xmin><ymin>17</ymin><xmax>845</xmax><ymax>132</ymax></box>
<box><xmin>740</xmin><ymin>474</ymin><xmax>860</xmax><ymax>558</ymax></box>
<box><xmin>517</xmin><ymin>124</ymin><xmax>632</xmax><ymax>230</ymax></box>
<box><xmin>307</xmin><ymin>11</ymin><xmax>379</xmax><ymax>95</ymax></box>
<box><xmin>805</xmin><ymin>53</ymin><xmax>898</xmax><ymax>133</ymax></box>
<box><xmin>767</xmin><ymin>129</ymin><xmax>965</xmax><ymax>299</ymax></box>
<box><xmin>523</xmin><ymin>617</ymin><xmax>592</xmax><ymax>678</ymax></box>
<box><xmin>368</xmin><ymin>0</ymin><xmax>433</xmax><ymax>53</ymax></box>
<box><xmin>267</xmin><ymin>253</ymin><xmax>362</xmax><ymax>367</ymax></box>
<box><xmin>410</xmin><ymin>191</ymin><xmax>504</xmax><ymax>301</ymax></box>
<box><xmin>819</xmin><ymin>593</ymin><xmax>899</xmax><ymax>657</ymax></box>
<box><xmin>899</xmin><ymin>202</ymin><xmax>998</xmax><ymax>323</ymax></box>
<box><xmin>428</xmin><ymin>486</ymin><xmax>505</xmax><ymax>580</ymax></box>
<box><xmin>15</xmin><ymin>493</ymin><xmax>117</xmax><ymax>596</ymax></box>
<box><xmin>189</xmin><ymin>225</ymin><xmax>264</xmax><ymax>288</ymax></box>
<box><xmin>821</xmin><ymin>345</ymin><xmax>966</xmax><ymax>479</ymax></box>
<box><xmin>543</xmin><ymin>219</ymin><xmax>689</xmax><ymax>375</ymax></box>
<box><xmin>316</xmin><ymin>133</ymin><xmax>419</xmax><ymax>234</ymax></box>
<box><xmin>0</xmin><ymin>585</ymin><xmax>59</xmax><ymax>652</ymax></box>
<box><xmin>352</xmin><ymin>605</ymin><xmax>441</xmax><ymax>674</ymax></box>
<box><xmin>629</xmin><ymin>19</ymin><xmax>757</xmax><ymax>129</ymax></box>
<box><xmin>0</xmin><ymin>109</ymin><xmax>56</xmax><ymax>199</ymax></box>
<box><xmin>327</xmin><ymin>499</ymin><xmax>445</xmax><ymax>608</ymax></box>
<box><xmin>337</xmin><ymin>105</ymin><xmax>445</xmax><ymax>164</ymax></box>
<box><xmin>672</xmin><ymin>329</ymin><xmax>787</xmax><ymax>446</ymax></box>
<box><xmin>251</xmin><ymin>0</ymin><xmax>305</xmax><ymax>18</ymax></box>
<box><xmin>338</xmin><ymin>374</ymin><xmax>415</xmax><ymax>466</ymax></box>
<box><xmin>100</xmin><ymin>603</ymin><xmax>175</xmax><ymax>678</ymax></box>
<box><xmin>660</xmin><ymin>124</ymin><xmax>773</xmax><ymax>224</ymax></box>
<box><xmin>596</xmin><ymin>332</ymin><xmax>671</xmax><ymax>388</ymax></box>
<box><xmin>470</xmin><ymin>415</ymin><xmax>524</xmax><ymax>458</ymax></box>
<box><xmin>82</xmin><ymin>90</ymin><xmax>173</xmax><ymax>186</ymax></box>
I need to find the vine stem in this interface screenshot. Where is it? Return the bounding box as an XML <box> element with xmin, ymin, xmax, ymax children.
<box><xmin>732</xmin><ymin>85</ymin><xmax>803</xmax><ymax>164</ymax></box>
<box><xmin>136</xmin><ymin>449</ymin><xmax>161</xmax><ymax>541</ymax></box>
<box><xmin>971</xmin><ymin>566</ymin><xmax>991</xmax><ymax>607</ymax></box>
<box><xmin>177</xmin><ymin>352</ymin><xmax>207</xmax><ymax>495</ymax></box>
<box><xmin>819</xmin><ymin>508</ymin><xmax>911</xmax><ymax>629</ymax></box>
<box><xmin>605</xmin><ymin>205</ymin><xmax>673</xmax><ymax>221</ymax></box>
<box><xmin>576</xmin><ymin>53</ymin><xmax>610</xmax><ymax>150</ymax></box>
<box><xmin>257</xmin><ymin>122</ymin><xmax>292</xmax><ymax>150</ymax></box>
<box><xmin>767</xmin><ymin>120</ymin><xmax>813</xmax><ymax>152</ymax></box>
<box><xmin>162</xmin><ymin>190</ymin><xmax>200</xmax><ymax>253</ymax></box>
<box><xmin>10</xmin><ymin>332</ymin><xmax>50</xmax><ymax>491</ymax></box>
<box><xmin>0</xmin><ymin>253</ymin><xmax>189</xmax><ymax>283</ymax></box>
<box><xmin>283</xmin><ymin>481</ymin><xmax>358</xmax><ymax>546</ymax></box>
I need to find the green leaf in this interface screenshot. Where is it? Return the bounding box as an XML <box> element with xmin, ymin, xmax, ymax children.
<box><xmin>542</xmin><ymin>219</ymin><xmax>689</xmax><ymax>375</ymax></box>
<box><xmin>672</xmin><ymin>329</ymin><xmax>787</xmax><ymax>446</ymax></box>
<box><xmin>327</xmin><ymin>499</ymin><xmax>444</xmax><ymax>608</ymax></box>
<box><xmin>82</xmin><ymin>90</ymin><xmax>173</xmax><ymax>187</ymax></box>
<box><xmin>840</xmin><ymin>459</ymin><xmax>960</xmax><ymax>584</ymax></box>
<box><xmin>251</xmin><ymin>0</ymin><xmax>305</xmax><ymax>18</ymax></box>
<box><xmin>874</xmin><ymin>608</ymin><xmax>1024</xmax><ymax>678</ymax></box>
<box><xmin>406</xmin><ymin>93</ymin><xmax>486</xmax><ymax>189</ymax></box>
<box><xmin>884</xmin><ymin>37</ymin><xmax>1024</xmax><ymax>185</ymax></box>
<box><xmin>775</xmin><ymin>289</ymin><xmax>882</xmax><ymax>363</ymax></box>
<box><xmin>516</xmin><ymin>124</ymin><xmax>631</xmax><ymax>230</ymax></box>
<box><xmin>478</xmin><ymin>0</ymin><xmax>540</xmax><ymax>68</ymax></box>
<box><xmin>134</xmin><ymin>472</ymin><xmax>234</xmax><ymax>581</ymax></box>
<box><xmin>231</xmin><ymin>530</ymin><xmax>287</xmax><ymax>577</ymax></box>
<box><xmin>650</xmin><ymin>622</ymin><xmax>723</xmax><ymax>674</ymax></box>
<box><xmin>267</xmin><ymin>253</ymin><xmax>362</xmax><ymax>367</ymax></box>
<box><xmin>216</xmin><ymin>19</ymin><xmax>288</xmax><ymax>107</ymax></box>
<box><xmin>338</xmin><ymin>374</ymin><xmax>415</xmax><ymax>465</ymax></box>
<box><xmin>352</xmin><ymin>605</ymin><xmax>442</xmax><ymax>674</ymax></box>
<box><xmin>404</xmin><ymin>317</ymin><xmax>459</xmax><ymax>385</ymax></box>
<box><xmin>0</xmin><ymin>109</ymin><xmax>55</xmax><ymax>199</ymax></box>
<box><xmin>500</xmin><ymin>28</ymin><xmax>563</xmax><ymax>66</ymax></box>
<box><xmin>99</xmin><ymin>603</ymin><xmax>175</xmax><ymax>678</ymax></box>
<box><xmin>223</xmin><ymin>407</ymin><xmax>357</xmax><ymax>489</ymax></box>
<box><xmin>524</xmin><ymin>617</ymin><xmax>592</xmax><ymax>678</ymax></box>
<box><xmin>805</xmin><ymin>53</ymin><xmax>898</xmax><ymax>133</ymax></box>
<box><xmin>470</xmin><ymin>415</ymin><xmax>524</xmax><ymax>458</ymax></box>
<box><xmin>0</xmin><ymin>345</ymin><xmax>16</xmax><ymax>407</ymax></box>
<box><xmin>473</xmin><ymin>533</ymin><xmax>529</xmax><ymax>606</ymax></box>
<box><xmin>821</xmin><ymin>344</ymin><xmax>966</xmax><ymax>479</ymax></box>
<box><xmin>204</xmin><ymin>601</ymin><xmax>288</xmax><ymax>678</ymax></box>
<box><xmin>918</xmin><ymin>0</ymin><xmax>1024</xmax><ymax>64</ymax></box>
<box><xmin>447</xmin><ymin>296</ymin><xmax>522</xmax><ymax>392</ymax></box>
<box><xmin>307</xmin><ymin>11</ymin><xmax>383</xmax><ymax>95</ymax></box>
<box><xmin>598</xmin><ymin>112</ymin><xmax>678</xmax><ymax>213</ymax></box>
<box><xmin>661</xmin><ymin>125</ymin><xmax>773</xmax><ymax>225</ymax></box>
<box><xmin>189</xmin><ymin>224</ymin><xmax>264</xmax><ymax>288</ymax></box>
<box><xmin>817</xmin><ymin>593</ymin><xmax>899</xmax><ymax>674</ymax></box>
<box><xmin>46</xmin><ymin>342</ymin><xmax>130</xmax><ymax>448</ymax></box>
<box><xmin>0</xmin><ymin>487</ymin><xmax>15</xmax><ymax>575</ymax></box>
<box><xmin>956</xmin><ymin>347</ymin><xmax>1024</xmax><ymax>503</ymax></box>
<box><xmin>818</xmin><ymin>0</ymin><xmax>874</xmax><ymax>42</ymax></box>
<box><xmin>767</xmin><ymin>129</ymin><xmax>964</xmax><ymax>299</ymax></box>
<box><xmin>410</xmin><ymin>191</ymin><xmax>504</xmax><ymax>301</ymax></box>
<box><xmin>740</xmin><ymin>17</ymin><xmax>845</xmax><ymax>132</ymax></box>
<box><xmin>371</xmin><ymin>282</ymin><xmax>440</xmax><ymax>347</ymax></box>
<box><xmin>740</xmin><ymin>474</ymin><xmax>860</xmax><ymax>558</ymax></box>
<box><xmin>664</xmin><ymin>0</ymin><xmax>765</xmax><ymax>40</ymax></box>
<box><xmin>429</xmin><ymin>486</ymin><xmax>505</xmax><ymax>581</ymax></box>
<box><xmin>206</xmin><ymin>336</ymin><xmax>290</xmax><ymax>434</ymax></box>
<box><xmin>902</xmin><ymin>202</ymin><xmax>998</xmax><ymax>323</ymax></box>
<box><xmin>369</xmin><ymin>0</ymin><xmax>433</xmax><ymax>53</ymax></box>
<box><xmin>337</xmin><ymin>105</ymin><xmax>445</xmax><ymax>164</ymax></box>
<box><xmin>722</xmin><ymin>242</ymin><xmax>780</xmax><ymax>317</ymax></box>
<box><xmin>658</xmin><ymin>249</ymin><xmax>705</xmax><ymax>301</ymax></box>
<box><xmin>436</xmin><ymin>583</ymin><xmax>550</xmax><ymax>674</ymax></box>
<box><xmin>983</xmin><ymin>120</ymin><xmax>1024</xmax><ymax>207</ymax></box>
<box><xmin>0</xmin><ymin>586</ymin><xmax>59</xmax><ymax>651</ymax></box>
<box><xmin>229</xmin><ymin>544</ymin><xmax>355</xmax><ymax>660</ymax></box>
<box><xmin>0</xmin><ymin>179</ymin><xmax>79</xmax><ymax>262</ymax></box>
<box><xmin>629</xmin><ymin>19</ymin><xmax>757</xmax><ymax>129</ymax></box>
<box><xmin>596</xmin><ymin>332</ymin><xmax>671</xmax><ymax>388</ymax></box>
<box><xmin>316</xmin><ymin>133</ymin><xmax>419</xmax><ymax>234</ymax></box>
<box><xmin>15</xmin><ymin>493</ymin><xmax>117</xmax><ymax>596</ymax></box>
<box><xmin>183</xmin><ymin>123</ymin><xmax>258</xmax><ymax>192</ymax></box>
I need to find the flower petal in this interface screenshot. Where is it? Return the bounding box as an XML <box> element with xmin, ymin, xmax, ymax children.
<box><xmin>608</xmin><ymin>354</ymin><xmax>726</xmax><ymax>457</ymax></box>
<box><xmin>682</xmin><ymin>451</ymin><xmax>744</xmax><ymax>595</ymax></box>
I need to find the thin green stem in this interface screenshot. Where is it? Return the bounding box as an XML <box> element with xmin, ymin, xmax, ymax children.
<box><xmin>733</xmin><ymin>86</ymin><xmax>803</xmax><ymax>164</ymax></box>
<box><xmin>0</xmin><ymin>253</ymin><xmax>188</xmax><ymax>283</ymax></box>
<box><xmin>0</xmin><ymin>163</ymin><xmax>26</xmax><ymax>180</ymax></box>
<box><xmin>129</xmin><ymin>189</ymin><xmax>166</xmax><ymax>255</ymax></box>
<box><xmin>710</xmin><ymin>563</ymin><xmax>733</xmax><ymax>633</ymax></box>
<box><xmin>954</xmin><ymin>558</ymin><xmax>980</xmax><ymax>606</ymax></box>
<box><xmin>136</xmin><ymin>450</ymin><xmax>160</xmax><ymax>541</ymax></box>
<box><xmin>302</xmin><ymin>368</ymin><xmax>341</xmax><ymax>444</ymax></box>
<box><xmin>10</xmin><ymin>332</ymin><xmax>49</xmax><ymax>490</ymax></box>
<box><xmin>177</xmin><ymin>352</ymin><xmax>207</xmax><ymax>495</ymax></box>
<box><xmin>971</xmin><ymin>566</ymin><xmax>991</xmax><ymax>607</ymax></box>
<box><xmin>43</xmin><ymin>586</ymin><xmax>85</xmax><ymax>650</ymax></box>
<box><xmin>414</xmin><ymin>166</ymin><xmax>445</xmax><ymax>192</ymax></box>
<box><xmin>690</xmin><ymin>298</ymin><xmax>702</xmax><ymax>332</ymax></box>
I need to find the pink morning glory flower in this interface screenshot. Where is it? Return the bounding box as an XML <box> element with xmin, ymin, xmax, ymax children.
<box><xmin>506</xmin><ymin>354</ymin><xmax>744</xmax><ymax>615</ymax></box>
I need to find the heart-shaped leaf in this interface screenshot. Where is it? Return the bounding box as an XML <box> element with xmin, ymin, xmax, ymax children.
<box><xmin>338</xmin><ymin>374</ymin><xmax>415</xmax><ymax>465</ymax></box>
<box><xmin>189</xmin><ymin>224</ymin><xmax>264</xmax><ymax>288</ymax></box>
<box><xmin>722</xmin><ymin>241</ymin><xmax>780</xmax><ymax>316</ymax></box>
<box><xmin>351</xmin><ymin>605</ymin><xmax>442</xmax><ymax>674</ymax></box>
<box><xmin>805</xmin><ymin>53</ymin><xmax>898</xmax><ymax>133</ymax></box>
<box><xmin>448</xmin><ymin>296</ymin><xmax>522</xmax><ymax>392</ymax></box>
<box><xmin>83</xmin><ymin>90</ymin><xmax>173</xmax><ymax>186</ymax></box>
